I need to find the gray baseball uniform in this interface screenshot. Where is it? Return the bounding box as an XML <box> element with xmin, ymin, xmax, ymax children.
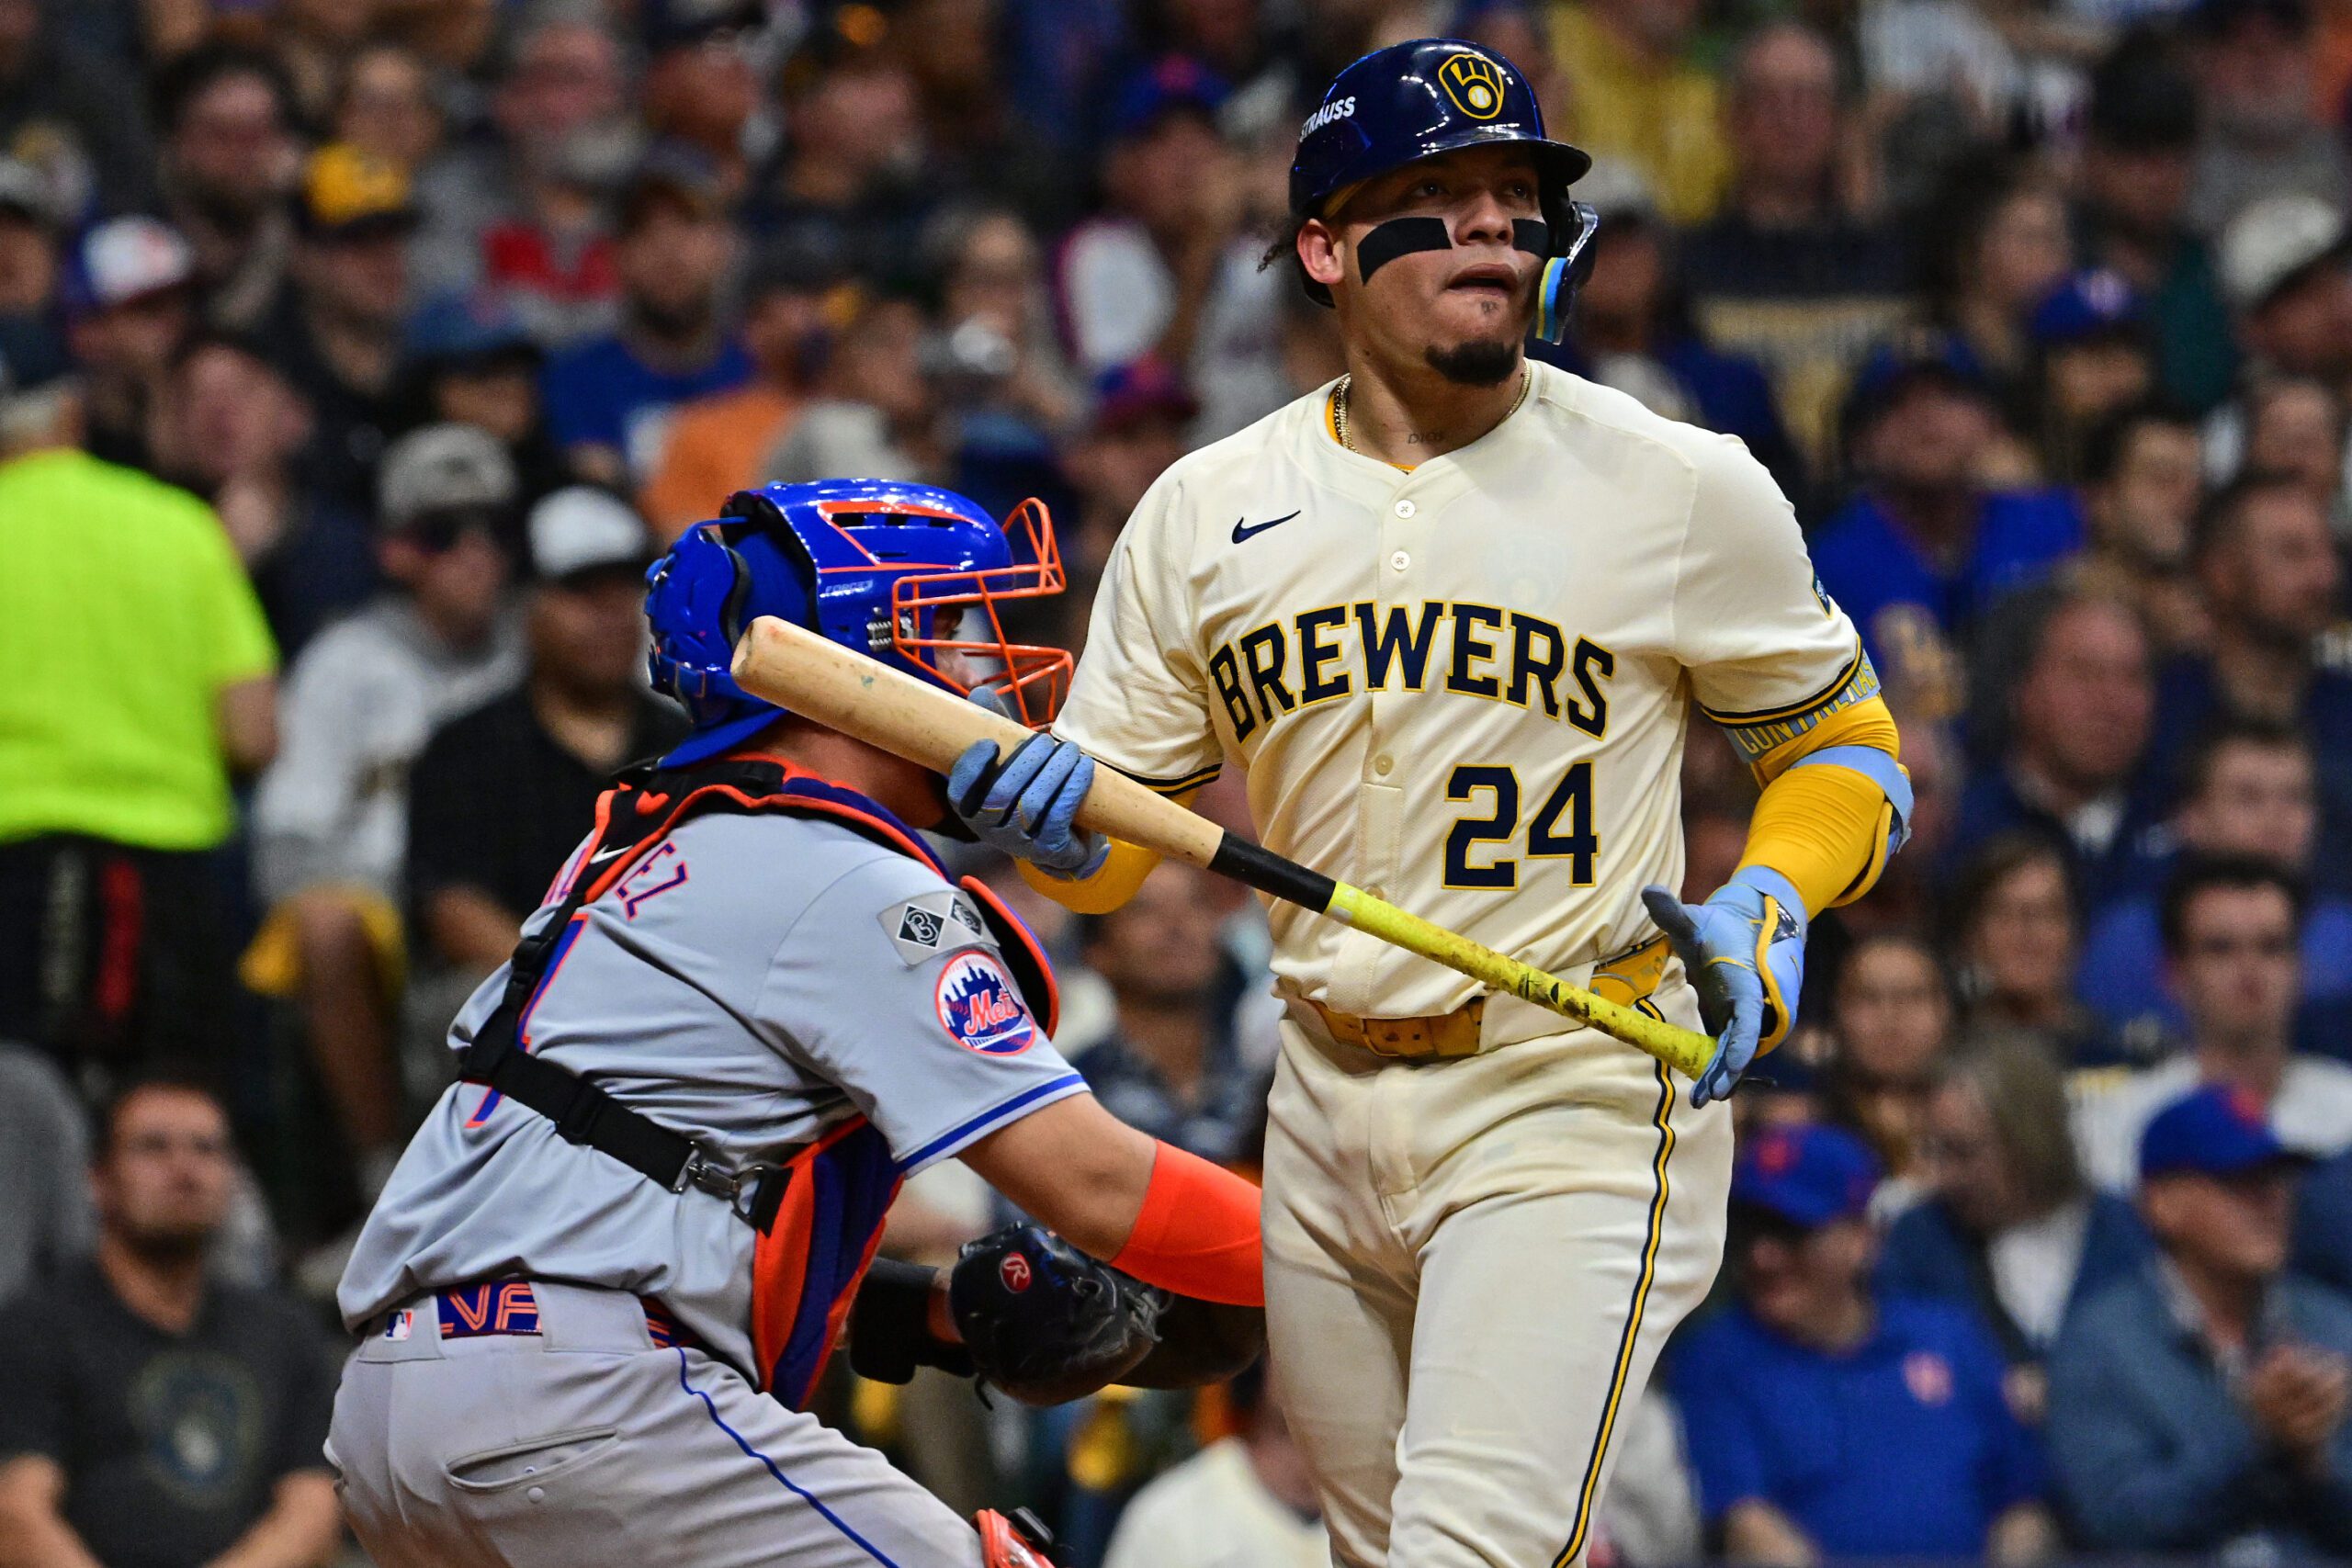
<box><xmin>328</xmin><ymin>795</ymin><xmax>1088</xmax><ymax>1567</ymax></box>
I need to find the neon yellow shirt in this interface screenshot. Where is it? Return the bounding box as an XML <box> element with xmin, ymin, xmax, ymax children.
<box><xmin>1550</xmin><ymin>4</ymin><xmax>1729</xmax><ymax>226</ymax></box>
<box><xmin>0</xmin><ymin>449</ymin><xmax>277</xmax><ymax>850</ymax></box>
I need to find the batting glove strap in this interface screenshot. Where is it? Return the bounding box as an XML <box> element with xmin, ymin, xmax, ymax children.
<box><xmin>947</xmin><ymin>736</ymin><xmax>1112</xmax><ymax>878</ymax></box>
<box><xmin>1640</xmin><ymin>868</ymin><xmax>1808</xmax><ymax>1108</ymax></box>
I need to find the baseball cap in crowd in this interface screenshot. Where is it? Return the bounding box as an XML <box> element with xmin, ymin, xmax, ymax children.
<box><xmin>0</xmin><ymin>158</ymin><xmax>59</xmax><ymax>230</ymax></box>
<box><xmin>404</xmin><ymin>290</ymin><xmax>542</xmax><ymax>370</ymax></box>
<box><xmin>1091</xmin><ymin>355</ymin><xmax>1199</xmax><ymax>434</ymax></box>
<box><xmin>378</xmin><ymin>423</ymin><xmax>518</xmax><ymax>535</ymax></box>
<box><xmin>2219</xmin><ymin>193</ymin><xmax>2349</xmax><ymax>314</ymax></box>
<box><xmin>616</xmin><ymin>143</ymin><xmax>726</xmax><ymax>231</ymax></box>
<box><xmin>2139</xmin><ymin>1084</ymin><xmax>2310</xmax><ymax>1180</ymax></box>
<box><xmin>1107</xmin><ymin>55</ymin><xmax>1228</xmax><ymax>141</ymax></box>
<box><xmin>2030</xmin><ymin>268</ymin><xmax>2145</xmax><ymax>347</ymax></box>
<box><xmin>300</xmin><ymin>143</ymin><xmax>422</xmax><ymax>240</ymax></box>
<box><xmin>528</xmin><ymin>485</ymin><xmax>656</xmax><ymax>583</ymax></box>
<box><xmin>2184</xmin><ymin>0</ymin><xmax>2310</xmax><ymax>38</ymax></box>
<box><xmin>641</xmin><ymin>0</ymin><xmax>766</xmax><ymax>53</ymax></box>
<box><xmin>62</xmin><ymin>216</ymin><xmax>195</xmax><ymax>318</ymax></box>
<box><xmin>1732</xmin><ymin>1122</ymin><xmax>1882</xmax><ymax>1230</ymax></box>
<box><xmin>2086</xmin><ymin>40</ymin><xmax>2198</xmax><ymax>152</ymax></box>
<box><xmin>1838</xmin><ymin>330</ymin><xmax>1993</xmax><ymax>450</ymax></box>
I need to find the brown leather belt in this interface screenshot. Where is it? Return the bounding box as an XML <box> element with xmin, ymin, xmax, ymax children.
<box><xmin>1306</xmin><ymin>931</ymin><xmax>1674</xmax><ymax>1061</ymax></box>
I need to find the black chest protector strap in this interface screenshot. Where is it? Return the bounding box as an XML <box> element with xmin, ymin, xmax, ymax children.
<box><xmin>457</xmin><ymin>760</ymin><xmax>806</xmax><ymax>1228</ymax></box>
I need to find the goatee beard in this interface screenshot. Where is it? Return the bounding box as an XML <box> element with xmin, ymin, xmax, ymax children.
<box><xmin>1425</xmin><ymin>339</ymin><xmax>1521</xmax><ymax>387</ymax></box>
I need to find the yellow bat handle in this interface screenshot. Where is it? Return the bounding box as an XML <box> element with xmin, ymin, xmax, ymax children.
<box><xmin>1327</xmin><ymin>884</ymin><xmax>1716</xmax><ymax>1081</ymax></box>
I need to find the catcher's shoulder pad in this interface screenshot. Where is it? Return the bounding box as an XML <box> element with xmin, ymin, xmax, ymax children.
<box><xmin>977</xmin><ymin>1508</ymin><xmax>1058</xmax><ymax>1567</ymax></box>
<box><xmin>949</xmin><ymin>1223</ymin><xmax>1164</xmax><ymax>1405</ymax></box>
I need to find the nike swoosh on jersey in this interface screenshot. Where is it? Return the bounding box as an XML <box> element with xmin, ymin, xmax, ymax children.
<box><xmin>1230</xmin><ymin>510</ymin><xmax>1301</xmax><ymax>543</ymax></box>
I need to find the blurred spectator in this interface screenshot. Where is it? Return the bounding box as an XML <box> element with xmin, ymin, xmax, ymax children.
<box><xmin>1924</xmin><ymin>161</ymin><xmax>2078</xmax><ymax>424</ymax></box>
<box><xmin>153</xmin><ymin>44</ymin><xmax>300</xmax><ymax>333</ymax></box>
<box><xmin>2185</xmin><ymin>0</ymin><xmax>2351</xmax><ymax>234</ymax></box>
<box><xmin>2075</xmin><ymin>33</ymin><xmax>2237</xmax><ymax>412</ymax></box>
<box><xmin>0</xmin><ymin>1077</ymin><xmax>340</xmax><ymax>1568</ymax></box>
<box><xmin>1101</xmin><ymin>1359</ymin><xmax>1326</xmax><ymax>1568</ymax></box>
<box><xmin>1558</xmin><ymin>206</ymin><xmax>1806</xmax><ymax>505</ymax></box>
<box><xmin>2073</xmin><ymin>855</ymin><xmax>2352</xmax><ymax>1190</ymax></box>
<box><xmin>62</xmin><ymin>215</ymin><xmax>195</xmax><ymax>476</ymax></box>
<box><xmin>333</xmin><ymin>41</ymin><xmax>443</xmax><ymax>175</ymax></box>
<box><xmin>1061</xmin><ymin>356</ymin><xmax>1198</xmax><ymax>625</ymax></box>
<box><xmin>1051</xmin><ymin>55</ymin><xmax>1285</xmax><ymax>440</ymax></box>
<box><xmin>754</xmin><ymin>16</ymin><xmax>935</xmax><ymax>287</ymax></box>
<box><xmin>0</xmin><ymin>157</ymin><xmax>62</xmax><ymax>328</ymax></box>
<box><xmin>263</xmin><ymin>0</ymin><xmax>379</xmax><ymax>130</ymax></box>
<box><xmin>1946</xmin><ymin>834</ymin><xmax>2120</xmax><ymax>1062</ymax></box>
<box><xmin>153</xmin><ymin>329</ymin><xmax>376</xmax><ymax>661</ymax></box>
<box><xmin>542</xmin><ymin>148</ymin><xmax>750</xmax><ymax>487</ymax></box>
<box><xmin>2296</xmin><ymin>1149</ymin><xmax>2352</xmax><ymax>1294</ymax></box>
<box><xmin>1880</xmin><ymin>1035</ymin><xmax>2154</xmax><ymax>1417</ymax></box>
<box><xmin>0</xmin><ymin>351</ymin><xmax>277</xmax><ymax>1074</ymax></box>
<box><xmin>246</xmin><ymin>424</ymin><xmax>524</xmax><ymax>1197</ymax></box>
<box><xmin>398</xmin><ymin>290</ymin><xmax>568</xmax><ymax>506</ymax></box>
<box><xmin>1589</xmin><ymin>1388</ymin><xmax>1704</xmax><ymax>1567</ymax></box>
<box><xmin>1550</xmin><ymin>0</ymin><xmax>1727</xmax><ymax>224</ymax></box>
<box><xmin>411</xmin><ymin>10</ymin><xmax>630</xmax><ymax>344</ymax></box>
<box><xmin>2207</xmin><ymin>194</ymin><xmax>2352</xmax><ymax>469</ymax></box>
<box><xmin>2047</xmin><ymin>1083</ymin><xmax>2352</xmax><ymax>1555</ymax></box>
<box><xmin>763</xmin><ymin>292</ymin><xmax>940</xmax><ymax>484</ymax></box>
<box><xmin>2241</xmin><ymin>375</ymin><xmax>2347</xmax><ymax>518</ymax></box>
<box><xmin>406</xmin><ymin>487</ymin><xmax>681</xmax><ymax>988</ymax></box>
<box><xmin>255</xmin><ymin>144</ymin><xmax>420</xmax><ymax>508</ymax></box>
<box><xmin>2072</xmin><ymin>401</ymin><xmax>2212</xmax><ymax>654</ymax></box>
<box><xmin>0</xmin><ymin>1043</ymin><xmax>94</xmax><ymax>1303</ymax></box>
<box><xmin>2079</xmin><ymin>719</ymin><xmax>2352</xmax><ymax>1042</ymax></box>
<box><xmin>2152</xmin><ymin>473</ymin><xmax>2352</xmax><ymax>832</ymax></box>
<box><xmin>2028</xmin><ymin>270</ymin><xmax>2158</xmax><ymax>477</ymax></box>
<box><xmin>1949</xmin><ymin>589</ymin><xmax>2159</xmax><ymax>914</ymax></box>
<box><xmin>638</xmin><ymin>0</ymin><xmax>766</xmax><ymax>201</ymax></box>
<box><xmin>640</xmin><ymin>236</ymin><xmax>841</xmax><ymax>539</ymax></box>
<box><xmin>1812</xmin><ymin>341</ymin><xmax>2082</xmax><ymax>697</ymax></box>
<box><xmin>1679</xmin><ymin>22</ymin><xmax>1909</xmax><ymax>474</ymax></box>
<box><xmin>0</xmin><ymin>0</ymin><xmax>156</xmax><ymax>217</ymax></box>
<box><xmin>927</xmin><ymin>205</ymin><xmax>1083</xmax><ymax>499</ymax></box>
<box><xmin>1822</xmin><ymin>931</ymin><xmax>1958</xmax><ymax>1187</ymax></box>
<box><xmin>1073</xmin><ymin>863</ymin><xmax>1263</xmax><ymax>1163</ymax></box>
<box><xmin>1673</xmin><ymin>1123</ymin><xmax>2055</xmax><ymax>1563</ymax></box>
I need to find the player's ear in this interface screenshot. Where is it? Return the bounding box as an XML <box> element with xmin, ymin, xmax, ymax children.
<box><xmin>1298</xmin><ymin>219</ymin><xmax>1346</xmax><ymax>292</ymax></box>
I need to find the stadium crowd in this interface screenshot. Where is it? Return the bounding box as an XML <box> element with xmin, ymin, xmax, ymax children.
<box><xmin>0</xmin><ymin>0</ymin><xmax>2349</xmax><ymax>1559</ymax></box>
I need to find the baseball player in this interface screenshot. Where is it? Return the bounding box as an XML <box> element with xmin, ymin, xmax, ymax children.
<box><xmin>949</xmin><ymin>39</ymin><xmax>1912</xmax><ymax>1568</ymax></box>
<box><xmin>324</xmin><ymin>479</ymin><xmax>1266</xmax><ymax>1568</ymax></box>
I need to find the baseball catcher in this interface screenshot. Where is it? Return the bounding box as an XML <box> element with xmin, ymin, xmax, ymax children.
<box><xmin>324</xmin><ymin>480</ymin><xmax>1264</xmax><ymax>1568</ymax></box>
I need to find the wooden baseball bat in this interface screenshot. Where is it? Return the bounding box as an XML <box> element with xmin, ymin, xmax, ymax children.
<box><xmin>729</xmin><ymin>615</ymin><xmax>1717</xmax><ymax>1080</ymax></box>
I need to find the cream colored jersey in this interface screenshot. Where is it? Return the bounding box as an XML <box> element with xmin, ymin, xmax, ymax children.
<box><xmin>1056</xmin><ymin>360</ymin><xmax>1869</xmax><ymax>1024</ymax></box>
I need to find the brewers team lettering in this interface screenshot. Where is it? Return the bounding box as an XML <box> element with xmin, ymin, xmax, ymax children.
<box><xmin>1206</xmin><ymin>601</ymin><xmax>1615</xmax><ymax>741</ymax></box>
<box><xmin>934</xmin><ymin>952</ymin><xmax>1035</xmax><ymax>1055</ymax></box>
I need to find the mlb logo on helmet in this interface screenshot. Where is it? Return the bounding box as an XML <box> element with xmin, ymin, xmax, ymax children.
<box><xmin>1439</xmin><ymin>52</ymin><xmax>1505</xmax><ymax>119</ymax></box>
<box><xmin>935</xmin><ymin>952</ymin><xmax>1035</xmax><ymax>1055</ymax></box>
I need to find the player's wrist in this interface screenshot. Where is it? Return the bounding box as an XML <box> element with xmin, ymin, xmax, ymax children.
<box><xmin>1724</xmin><ymin>864</ymin><xmax>1808</xmax><ymax>931</ymax></box>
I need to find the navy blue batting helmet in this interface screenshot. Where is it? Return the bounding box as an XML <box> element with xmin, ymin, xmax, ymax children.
<box><xmin>1288</xmin><ymin>39</ymin><xmax>1597</xmax><ymax>339</ymax></box>
<box><xmin>644</xmin><ymin>479</ymin><xmax>1071</xmax><ymax>765</ymax></box>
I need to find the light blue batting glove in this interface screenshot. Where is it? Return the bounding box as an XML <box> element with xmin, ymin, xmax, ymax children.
<box><xmin>1639</xmin><ymin>866</ymin><xmax>1807</xmax><ymax>1107</ymax></box>
<box><xmin>947</xmin><ymin>735</ymin><xmax>1111</xmax><ymax>878</ymax></box>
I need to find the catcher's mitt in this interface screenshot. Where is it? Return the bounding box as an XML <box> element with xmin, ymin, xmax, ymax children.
<box><xmin>948</xmin><ymin>1223</ymin><xmax>1165</xmax><ymax>1405</ymax></box>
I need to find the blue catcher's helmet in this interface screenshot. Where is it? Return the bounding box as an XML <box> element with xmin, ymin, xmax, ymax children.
<box><xmin>644</xmin><ymin>479</ymin><xmax>1071</xmax><ymax>766</ymax></box>
<box><xmin>1288</xmin><ymin>39</ymin><xmax>1598</xmax><ymax>342</ymax></box>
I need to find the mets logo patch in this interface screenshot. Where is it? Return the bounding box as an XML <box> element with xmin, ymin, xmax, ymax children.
<box><xmin>935</xmin><ymin>952</ymin><xmax>1035</xmax><ymax>1055</ymax></box>
<box><xmin>1439</xmin><ymin>52</ymin><xmax>1506</xmax><ymax>119</ymax></box>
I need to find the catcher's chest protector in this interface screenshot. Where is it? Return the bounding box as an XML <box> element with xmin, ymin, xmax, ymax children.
<box><xmin>466</xmin><ymin>753</ymin><xmax>1059</xmax><ymax>1408</ymax></box>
